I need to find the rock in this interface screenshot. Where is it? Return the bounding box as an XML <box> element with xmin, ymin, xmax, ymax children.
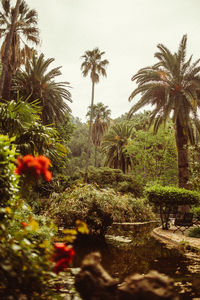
<box><xmin>75</xmin><ymin>252</ymin><xmax>119</xmax><ymax>299</ymax></box>
<box><xmin>118</xmin><ymin>270</ymin><xmax>179</xmax><ymax>300</ymax></box>
<box><xmin>75</xmin><ymin>252</ymin><xmax>179</xmax><ymax>300</ymax></box>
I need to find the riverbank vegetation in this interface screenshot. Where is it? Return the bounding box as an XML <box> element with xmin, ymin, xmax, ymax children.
<box><xmin>1</xmin><ymin>0</ymin><xmax>200</xmax><ymax>297</ymax></box>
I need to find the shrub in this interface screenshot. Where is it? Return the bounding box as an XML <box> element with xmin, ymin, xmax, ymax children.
<box><xmin>0</xmin><ymin>135</ymin><xmax>57</xmax><ymax>298</ymax></box>
<box><xmin>191</xmin><ymin>206</ymin><xmax>200</xmax><ymax>221</ymax></box>
<box><xmin>145</xmin><ymin>185</ymin><xmax>200</xmax><ymax>229</ymax></box>
<box><xmin>0</xmin><ymin>135</ymin><xmax>19</xmax><ymax>206</ymax></box>
<box><xmin>187</xmin><ymin>227</ymin><xmax>200</xmax><ymax>238</ymax></box>
<box><xmin>87</xmin><ymin>166</ymin><xmax>143</xmax><ymax>197</ymax></box>
<box><xmin>46</xmin><ymin>184</ymin><xmax>155</xmax><ymax>236</ymax></box>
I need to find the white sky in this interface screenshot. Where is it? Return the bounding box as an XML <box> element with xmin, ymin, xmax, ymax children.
<box><xmin>27</xmin><ymin>0</ymin><xmax>200</xmax><ymax>121</ymax></box>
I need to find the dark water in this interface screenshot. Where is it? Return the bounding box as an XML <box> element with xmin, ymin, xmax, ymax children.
<box><xmin>73</xmin><ymin>224</ymin><xmax>200</xmax><ymax>299</ymax></box>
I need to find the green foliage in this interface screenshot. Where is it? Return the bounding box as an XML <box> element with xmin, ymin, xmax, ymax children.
<box><xmin>128</xmin><ymin>35</ymin><xmax>200</xmax><ymax>188</ymax></box>
<box><xmin>191</xmin><ymin>206</ymin><xmax>200</xmax><ymax>220</ymax></box>
<box><xmin>46</xmin><ymin>184</ymin><xmax>154</xmax><ymax>236</ymax></box>
<box><xmin>0</xmin><ymin>98</ymin><xmax>72</xmax><ymax>194</ymax></box>
<box><xmin>0</xmin><ymin>135</ymin><xmax>57</xmax><ymax>298</ymax></box>
<box><xmin>145</xmin><ymin>185</ymin><xmax>200</xmax><ymax>206</ymax></box>
<box><xmin>146</xmin><ymin>184</ymin><xmax>200</xmax><ymax>229</ymax></box>
<box><xmin>14</xmin><ymin>53</ymin><xmax>72</xmax><ymax>125</ymax></box>
<box><xmin>0</xmin><ymin>135</ymin><xmax>19</xmax><ymax>205</ymax></box>
<box><xmin>188</xmin><ymin>144</ymin><xmax>200</xmax><ymax>191</ymax></box>
<box><xmin>66</xmin><ymin>118</ymin><xmax>104</xmax><ymax>174</ymax></box>
<box><xmin>125</xmin><ymin>124</ymin><xmax>178</xmax><ymax>186</ymax></box>
<box><xmin>0</xmin><ymin>96</ymin><xmax>41</xmax><ymax>137</ymax></box>
<box><xmin>87</xmin><ymin>166</ymin><xmax>143</xmax><ymax>197</ymax></box>
<box><xmin>187</xmin><ymin>226</ymin><xmax>200</xmax><ymax>238</ymax></box>
<box><xmin>0</xmin><ymin>206</ymin><xmax>55</xmax><ymax>299</ymax></box>
<box><xmin>101</xmin><ymin>122</ymin><xmax>135</xmax><ymax>173</ymax></box>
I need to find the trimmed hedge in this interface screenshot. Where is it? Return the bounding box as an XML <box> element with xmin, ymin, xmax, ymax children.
<box><xmin>145</xmin><ymin>185</ymin><xmax>200</xmax><ymax>229</ymax></box>
<box><xmin>145</xmin><ymin>185</ymin><xmax>200</xmax><ymax>206</ymax></box>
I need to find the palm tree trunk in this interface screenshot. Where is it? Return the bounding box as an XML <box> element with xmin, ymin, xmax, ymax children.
<box><xmin>84</xmin><ymin>81</ymin><xmax>95</xmax><ymax>183</ymax></box>
<box><xmin>94</xmin><ymin>142</ymin><xmax>97</xmax><ymax>167</ymax></box>
<box><xmin>176</xmin><ymin>117</ymin><xmax>190</xmax><ymax>215</ymax></box>
<box><xmin>0</xmin><ymin>0</ymin><xmax>21</xmax><ymax>99</ymax></box>
<box><xmin>176</xmin><ymin>118</ymin><xmax>189</xmax><ymax>188</ymax></box>
<box><xmin>2</xmin><ymin>65</ymin><xmax>12</xmax><ymax>100</ymax></box>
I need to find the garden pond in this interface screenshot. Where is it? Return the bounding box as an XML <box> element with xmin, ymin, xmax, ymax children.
<box><xmin>71</xmin><ymin>222</ymin><xmax>200</xmax><ymax>299</ymax></box>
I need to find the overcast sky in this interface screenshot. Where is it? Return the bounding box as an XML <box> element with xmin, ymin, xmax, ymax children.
<box><xmin>27</xmin><ymin>0</ymin><xmax>200</xmax><ymax>121</ymax></box>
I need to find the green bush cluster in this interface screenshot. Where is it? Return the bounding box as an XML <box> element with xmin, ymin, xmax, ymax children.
<box><xmin>191</xmin><ymin>206</ymin><xmax>200</xmax><ymax>220</ymax></box>
<box><xmin>187</xmin><ymin>226</ymin><xmax>200</xmax><ymax>238</ymax></box>
<box><xmin>46</xmin><ymin>184</ymin><xmax>154</xmax><ymax>236</ymax></box>
<box><xmin>0</xmin><ymin>135</ymin><xmax>19</xmax><ymax>206</ymax></box>
<box><xmin>87</xmin><ymin>166</ymin><xmax>143</xmax><ymax>197</ymax></box>
<box><xmin>0</xmin><ymin>135</ymin><xmax>56</xmax><ymax>298</ymax></box>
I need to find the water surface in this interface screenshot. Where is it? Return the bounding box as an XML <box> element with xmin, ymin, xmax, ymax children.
<box><xmin>73</xmin><ymin>224</ymin><xmax>200</xmax><ymax>299</ymax></box>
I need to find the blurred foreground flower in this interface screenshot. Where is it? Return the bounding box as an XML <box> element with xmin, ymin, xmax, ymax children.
<box><xmin>15</xmin><ymin>155</ymin><xmax>52</xmax><ymax>182</ymax></box>
<box><xmin>52</xmin><ymin>242</ymin><xmax>75</xmax><ymax>274</ymax></box>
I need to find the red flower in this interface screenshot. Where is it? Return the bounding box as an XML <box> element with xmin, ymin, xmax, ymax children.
<box><xmin>52</xmin><ymin>243</ymin><xmax>75</xmax><ymax>274</ymax></box>
<box><xmin>21</xmin><ymin>222</ymin><xmax>28</xmax><ymax>227</ymax></box>
<box><xmin>15</xmin><ymin>155</ymin><xmax>52</xmax><ymax>182</ymax></box>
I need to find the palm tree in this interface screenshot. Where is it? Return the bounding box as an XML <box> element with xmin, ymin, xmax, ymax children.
<box><xmin>101</xmin><ymin>122</ymin><xmax>134</xmax><ymax>173</ymax></box>
<box><xmin>0</xmin><ymin>0</ymin><xmax>39</xmax><ymax>99</ymax></box>
<box><xmin>128</xmin><ymin>35</ymin><xmax>200</xmax><ymax>190</ymax></box>
<box><xmin>81</xmin><ymin>48</ymin><xmax>109</xmax><ymax>182</ymax></box>
<box><xmin>86</xmin><ymin>102</ymin><xmax>111</xmax><ymax>167</ymax></box>
<box><xmin>13</xmin><ymin>53</ymin><xmax>72</xmax><ymax>125</ymax></box>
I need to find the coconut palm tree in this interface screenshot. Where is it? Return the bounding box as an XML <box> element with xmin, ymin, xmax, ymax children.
<box><xmin>81</xmin><ymin>48</ymin><xmax>109</xmax><ymax>181</ymax></box>
<box><xmin>86</xmin><ymin>102</ymin><xmax>111</xmax><ymax>166</ymax></box>
<box><xmin>128</xmin><ymin>35</ymin><xmax>200</xmax><ymax>190</ymax></box>
<box><xmin>101</xmin><ymin>122</ymin><xmax>134</xmax><ymax>173</ymax></box>
<box><xmin>0</xmin><ymin>0</ymin><xmax>39</xmax><ymax>99</ymax></box>
<box><xmin>13</xmin><ymin>53</ymin><xmax>72</xmax><ymax>125</ymax></box>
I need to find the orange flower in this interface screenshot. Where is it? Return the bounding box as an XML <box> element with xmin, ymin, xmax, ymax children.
<box><xmin>15</xmin><ymin>155</ymin><xmax>52</xmax><ymax>182</ymax></box>
<box><xmin>21</xmin><ymin>222</ymin><xmax>28</xmax><ymax>227</ymax></box>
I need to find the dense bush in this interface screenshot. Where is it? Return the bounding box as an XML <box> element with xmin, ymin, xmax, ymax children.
<box><xmin>191</xmin><ymin>206</ymin><xmax>200</xmax><ymax>220</ymax></box>
<box><xmin>87</xmin><ymin>166</ymin><xmax>143</xmax><ymax>197</ymax></box>
<box><xmin>46</xmin><ymin>184</ymin><xmax>155</xmax><ymax>236</ymax></box>
<box><xmin>0</xmin><ymin>135</ymin><xmax>19</xmax><ymax>206</ymax></box>
<box><xmin>0</xmin><ymin>135</ymin><xmax>57</xmax><ymax>298</ymax></box>
<box><xmin>187</xmin><ymin>227</ymin><xmax>200</xmax><ymax>238</ymax></box>
<box><xmin>145</xmin><ymin>185</ymin><xmax>200</xmax><ymax>229</ymax></box>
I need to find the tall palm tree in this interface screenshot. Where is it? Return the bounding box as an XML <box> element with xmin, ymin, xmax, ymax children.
<box><xmin>81</xmin><ymin>48</ymin><xmax>109</xmax><ymax>181</ymax></box>
<box><xmin>13</xmin><ymin>53</ymin><xmax>72</xmax><ymax>125</ymax></box>
<box><xmin>0</xmin><ymin>0</ymin><xmax>39</xmax><ymax>99</ymax></box>
<box><xmin>86</xmin><ymin>102</ymin><xmax>111</xmax><ymax>167</ymax></box>
<box><xmin>101</xmin><ymin>122</ymin><xmax>134</xmax><ymax>173</ymax></box>
<box><xmin>128</xmin><ymin>35</ymin><xmax>200</xmax><ymax>190</ymax></box>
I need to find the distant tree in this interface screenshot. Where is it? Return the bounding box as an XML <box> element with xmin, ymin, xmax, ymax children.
<box><xmin>101</xmin><ymin>122</ymin><xmax>134</xmax><ymax>173</ymax></box>
<box><xmin>125</xmin><ymin>123</ymin><xmax>178</xmax><ymax>186</ymax></box>
<box><xmin>128</xmin><ymin>35</ymin><xmax>200</xmax><ymax>190</ymax></box>
<box><xmin>81</xmin><ymin>48</ymin><xmax>109</xmax><ymax>181</ymax></box>
<box><xmin>0</xmin><ymin>0</ymin><xmax>39</xmax><ymax>99</ymax></box>
<box><xmin>13</xmin><ymin>53</ymin><xmax>72</xmax><ymax>125</ymax></box>
<box><xmin>86</xmin><ymin>102</ymin><xmax>111</xmax><ymax>166</ymax></box>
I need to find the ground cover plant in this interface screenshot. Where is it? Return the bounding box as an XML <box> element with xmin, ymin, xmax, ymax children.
<box><xmin>46</xmin><ymin>183</ymin><xmax>155</xmax><ymax>236</ymax></box>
